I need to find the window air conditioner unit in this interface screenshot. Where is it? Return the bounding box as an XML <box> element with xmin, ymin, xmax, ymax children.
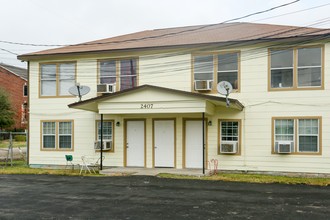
<box><xmin>276</xmin><ymin>141</ymin><xmax>293</xmax><ymax>154</ymax></box>
<box><xmin>194</xmin><ymin>80</ymin><xmax>213</xmax><ymax>91</ymax></box>
<box><xmin>97</xmin><ymin>83</ymin><xmax>116</xmax><ymax>93</ymax></box>
<box><xmin>94</xmin><ymin>140</ymin><xmax>112</xmax><ymax>150</ymax></box>
<box><xmin>220</xmin><ymin>141</ymin><xmax>238</xmax><ymax>154</ymax></box>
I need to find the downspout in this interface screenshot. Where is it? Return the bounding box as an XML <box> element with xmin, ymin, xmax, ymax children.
<box><xmin>243</xmin><ymin>108</ymin><xmax>247</xmax><ymax>169</ymax></box>
<box><xmin>100</xmin><ymin>114</ymin><xmax>103</xmax><ymax>170</ymax></box>
<box><xmin>202</xmin><ymin>112</ymin><xmax>205</xmax><ymax>175</ymax></box>
<box><xmin>27</xmin><ymin>61</ymin><xmax>30</xmax><ymax>165</ymax></box>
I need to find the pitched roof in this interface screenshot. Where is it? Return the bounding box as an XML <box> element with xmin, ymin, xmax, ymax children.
<box><xmin>18</xmin><ymin>22</ymin><xmax>330</xmax><ymax>60</ymax></box>
<box><xmin>0</xmin><ymin>63</ymin><xmax>27</xmax><ymax>80</ymax></box>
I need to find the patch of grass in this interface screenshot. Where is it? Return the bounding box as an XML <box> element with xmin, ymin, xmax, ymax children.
<box><xmin>0</xmin><ymin>160</ymin><xmax>101</xmax><ymax>176</ymax></box>
<box><xmin>158</xmin><ymin>173</ymin><xmax>330</xmax><ymax>186</ymax></box>
<box><xmin>0</xmin><ymin>140</ymin><xmax>26</xmax><ymax>148</ymax></box>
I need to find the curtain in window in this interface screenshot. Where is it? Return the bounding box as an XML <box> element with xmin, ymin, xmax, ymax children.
<box><xmin>120</xmin><ymin>59</ymin><xmax>137</xmax><ymax>90</ymax></box>
<box><xmin>100</xmin><ymin>61</ymin><xmax>116</xmax><ymax>84</ymax></box>
<box><xmin>194</xmin><ymin>55</ymin><xmax>213</xmax><ymax>81</ymax></box>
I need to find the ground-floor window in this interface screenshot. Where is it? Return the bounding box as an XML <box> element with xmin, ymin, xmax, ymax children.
<box><xmin>41</xmin><ymin>120</ymin><xmax>73</xmax><ymax>150</ymax></box>
<box><xmin>218</xmin><ymin>119</ymin><xmax>241</xmax><ymax>155</ymax></box>
<box><xmin>272</xmin><ymin>117</ymin><xmax>321</xmax><ymax>154</ymax></box>
<box><xmin>95</xmin><ymin>120</ymin><xmax>114</xmax><ymax>152</ymax></box>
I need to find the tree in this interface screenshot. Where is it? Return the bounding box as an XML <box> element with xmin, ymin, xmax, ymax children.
<box><xmin>0</xmin><ymin>89</ymin><xmax>14</xmax><ymax>130</ymax></box>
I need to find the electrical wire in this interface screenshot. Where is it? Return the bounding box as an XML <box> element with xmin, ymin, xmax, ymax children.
<box><xmin>0</xmin><ymin>0</ymin><xmax>301</xmax><ymax>47</ymax></box>
<box><xmin>0</xmin><ymin>48</ymin><xmax>18</xmax><ymax>56</ymax></box>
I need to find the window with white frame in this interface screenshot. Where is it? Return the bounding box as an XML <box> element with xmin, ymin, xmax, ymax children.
<box><xmin>217</xmin><ymin>52</ymin><xmax>239</xmax><ymax>89</ymax></box>
<box><xmin>59</xmin><ymin>122</ymin><xmax>72</xmax><ymax>149</ymax></box>
<box><xmin>193</xmin><ymin>55</ymin><xmax>214</xmax><ymax>81</ymax></box>
<box><xmin>297</xmin><ymin>47</ymin><xmax>322</xmax><ymax>87</ymax></box>
<box><xmin>273</xmin><ymin>117</ymin><xmax>320</xmax><ymax>154</ymax></box>
<box><xmin>270</xmin><ymin>46</ymin><xmax>322</xmax><ymax>90</ymax></box>
<box><xmin>42</xmin><ymin>122</ymin><xmax>56</xmax><ymax>149</ymax></box>
<box><xmin>274</xmin><ymin>119</ymin><xmax>294</xmax><ymax>142</ymax></box>
<box><xmin>221</xmin><ymin>121</ymin><xmax>239</xmax><ymax>141</ymax></box>
<box><xmin>99</xmin><ymin>60</ymin><xmax>116</xmax><ymax>84</ymax></box>
<box><xmin>40</xmin><ymin>63</ymin><xmax>76</xmax><ymax>97</ymax></box>
<box><xmin>219</xmin><ymin>120</ymin><xmax>241</xmax><ymax>155</ymax></box>
<box><xmin>99</xmin><ymin>59</ymin><xmax>137</xmax><ymax>91</ymax></box>
<box><xmin>96</xmin><ymin>121</ymin><xmax>113</xmax><ymax>141</ymax></box>
<box><xmin>298</xmin><ymin>119</ymin><xmax>319</xmax><ymax>152</ymax></box>
<box><xmin>41</xmin><ymin>121</ymin><xmax>73</xmax><ymax>150</ymax></box>
<box><xmin>96</xmin><ymin>121</ymin><xmax>114</xmax><ymax>152</ymax></box>
<box><xmin>270</xmin><ymin>49</ymin><xmax>294</xmax><ymax>88</ymax></box>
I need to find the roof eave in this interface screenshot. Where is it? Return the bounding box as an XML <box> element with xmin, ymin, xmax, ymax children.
<box><xmin>17</xmin><ymin>35</ymin><xmax>324</xmax><ymax>61</ymax></box>
<box><xmin>68</xmin><ymin>85</ymin><xmax>244</xmax><ymax>112</ymax></box>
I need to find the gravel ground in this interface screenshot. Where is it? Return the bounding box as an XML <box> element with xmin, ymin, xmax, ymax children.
<box><xmin>0</xmin><ymin>175</ymin><xmax>329</xmax><ymax>219</ymax></box>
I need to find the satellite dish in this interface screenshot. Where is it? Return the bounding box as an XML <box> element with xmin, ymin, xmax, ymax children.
<box><xmin>216</xmin><ymin>81</ymin><xmax>233</xmax><ymax>107</ymax></box>
<box><xmin>69</xmin><ymin>84</ymin><xmax>90</xmax><ymax>101</ymax></box>
<box><xmin>217</xmin><ymin>81</ymin><xmax>233</xmax><ymax>95</ymax></box>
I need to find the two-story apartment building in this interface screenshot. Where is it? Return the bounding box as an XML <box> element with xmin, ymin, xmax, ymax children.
<box><xmin>0</xmin><ymin>63</ymin><xmax>28</xmax><ymax>130</ymax></box>
<box><xmin>18</xmin><ymin>22</ymin><xmax>330</xmax><ymax>174</ymax></box>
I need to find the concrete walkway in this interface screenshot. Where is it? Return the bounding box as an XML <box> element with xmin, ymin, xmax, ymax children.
<box><xmin>100</xmin><ymin>167</ymin><xmax>210</xmax><ymax>176</ymax></box>
<box><xmin>0</xmin><ymin>147</ymin><xmax>26</xmax><ymax>160</ymax></box>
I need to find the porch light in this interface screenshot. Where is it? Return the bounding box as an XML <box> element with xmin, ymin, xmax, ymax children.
<box><xmin>208</xmin><ymin>120</ymin><xmax>212</xmax><ymax>126</ymax></box>
<box><xmin>116</xmin><ymin>121</ymin><xmax>120</xmax><ymax>127</ymax></box>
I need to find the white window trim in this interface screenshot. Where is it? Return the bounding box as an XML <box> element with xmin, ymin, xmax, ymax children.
<box><xmin>297</xmin><ymin>119</ymin><xmax>319</xmax><ymax>153</ymax></box>
<box><xmin>272</xmin><ymin>117</ymin><xmax>321</xmax><ymax>155</ymax></box>
<box><xmin>41</xmin><ymin>121</ymin><xmax>74</xmax><ymax>151</ymax></box>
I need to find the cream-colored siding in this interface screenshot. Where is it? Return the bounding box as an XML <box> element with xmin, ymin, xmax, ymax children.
<box><xmin>139</xmin><ymin>53</ymin><xmax>191</xmax><ymax>91</ymax></box>
<box><xmin>28</xmin><ymin>43</ymin><xmax>330</xmax><ymax>174</ymax></box>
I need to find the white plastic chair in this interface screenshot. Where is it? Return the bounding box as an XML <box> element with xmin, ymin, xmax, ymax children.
<box><xmin>80</xmin><ymin>156</ymin><xmax>104</xmax><ymax>174</ymax></box>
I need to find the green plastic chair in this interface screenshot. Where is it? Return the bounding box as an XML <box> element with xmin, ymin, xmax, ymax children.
<box><xmin>65</xmin><ymin>155</ymin><xmax>75</xmax><ymax>170</ymax></box>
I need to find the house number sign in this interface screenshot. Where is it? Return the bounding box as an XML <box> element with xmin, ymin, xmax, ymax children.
<box><xmin>140</xmin><ymin>104</ymin><xmax>153</xmax><ymax>109</ymax></box>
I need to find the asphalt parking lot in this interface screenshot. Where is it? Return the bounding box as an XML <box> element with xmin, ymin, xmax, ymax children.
<box><xmin>0</xmin><ymin>175</ymin><xmax>329</xmax><ymax>219</ymax></box>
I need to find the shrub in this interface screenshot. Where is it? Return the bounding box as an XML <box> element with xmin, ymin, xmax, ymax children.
<box><xmin>15</xmin><ymin>135</ymin><xmax>26</xmax><ymax>142</ymax></box>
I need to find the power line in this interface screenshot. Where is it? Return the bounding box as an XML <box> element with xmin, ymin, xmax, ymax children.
<box><xmin>0</xmin><ymin>0</ymin><xmax>301</xmax><ymax>48</ymax></box>
<box><xmin>0</xmin><ymin>48</ymin><xmax>18</xmax><ymax>56</ymax></box>
<box><xmin>24</xmin><ymin>18</ymin><xmax>330</xmax><ymax>80</ymax></box>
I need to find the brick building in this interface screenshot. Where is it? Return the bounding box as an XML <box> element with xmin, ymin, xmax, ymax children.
<box><xmin>0</xmin><ymin>63</ymin><xmax>28</xmax><ymax>130</ymax></box>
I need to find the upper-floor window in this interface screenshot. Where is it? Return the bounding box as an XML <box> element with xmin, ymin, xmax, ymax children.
<box><xmin>193</xmin><ymin>52</ymin><xmax>240</xmax><ymax>92</ymax></box>
<box><xmin>23</xmin><ymin>84</ymin><xmax>28</xmax><ymax>97</ymax></box>
<box><xmin>40</xmin><ymin>63</ymin><xmax>76</xmax><ymax>97</ymax></box>
<box><xmin>269</xmin><ymin>46</ymin><xmax>323</xmax><ymax>90</ymax></box>
<box><xmin>99</xmin><ymin>58</ymin><xmax>137</xmax><ymax>92</ymax></box>
<box><xmin>193</xmin><ymin>55</ymin><xmax>214</xmax><ymax>81</ymax></box>
<box><xmin>218</xmin><ymin>53</ymin><xmax>239</xmax><ymax>89</ymax></box>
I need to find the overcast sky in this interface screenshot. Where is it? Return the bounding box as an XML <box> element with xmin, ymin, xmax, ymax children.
<box><xmin>1</xmin><ymin>0</ymin><xmax>330</xmax><ymax>68</ymax></box>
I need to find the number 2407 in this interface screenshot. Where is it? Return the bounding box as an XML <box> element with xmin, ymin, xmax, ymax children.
<box><xmin>141</xmin><ymin>104</ymin><xmax>153</xmax><ymax>109</ymax></box>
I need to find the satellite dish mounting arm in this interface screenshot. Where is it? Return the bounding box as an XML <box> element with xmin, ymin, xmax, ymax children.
<box><xmin>216</xmin><ymin>81</ymin><xmax>233</xmax><ymax>108</ymax></box>
<box><xmin>225</xmin><ymin>85</ymin><xmax>230</xmax><ymax>107</ymax></box>
<box><xmin>76</xmin><ymin>83</ymin><xmax>82</xmax><ymax>102</ymax></box>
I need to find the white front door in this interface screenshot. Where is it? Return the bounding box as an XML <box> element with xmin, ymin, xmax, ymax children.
<box><xmin>185</xmin><ymin>120</ymin><xmax>204</xmax><ymax>168</ymax></box>
<box><xmin>154</xmin><ymin>120</ymin><xmax>175</xmax><ymax>168</ymax></box>
<box><xmin>126</xmin><ymin>120</ymin><xmax>145</xmax><ymax>167</ymax></box>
